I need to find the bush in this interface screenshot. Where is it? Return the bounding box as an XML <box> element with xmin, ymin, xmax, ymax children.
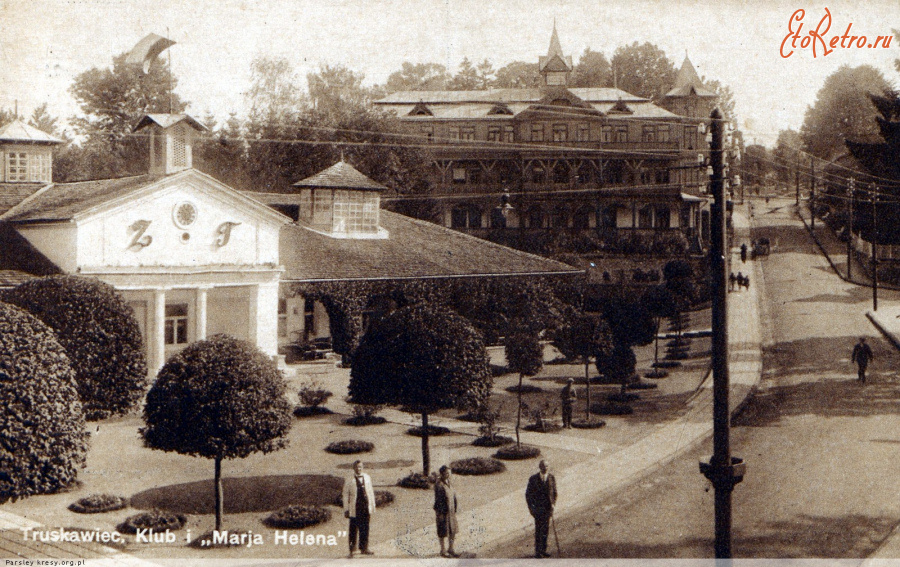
<box><xmin>523</xmin><ymin>422</ymin><xmax>563</xmax><ymax>433</ymax></box>
<box><xmin>472</xmin><ymin>435</ymin><xmax>514</xmax><ymax>447</ymax></box>
<box><xmin>571</xmin><ymin>419</ymin><xmax>606</xmax><ymax>429</ymax></box>
<box><xmin>505</xmin><ymin>384</ymin><xmax>544</xmax><ymax>394</ymax></box>
<box><xmin>398</xmin><ymin>472</ymin><xmax>434</xmax><ymax>489</ymax></box>
<box><xmin>653</xmin><ymin>360</ymin><xmax>682</xmax><ymax>369</ymax></box>
<box><xmin>406</xmin><ymin>425</ymin><xmax>451</xmax><ymax>437</ymax></box>
<box><xmin>0</xmin><ymin>302</ymin><xmax>88</xmax><ymax>503</ymax></box>
<box><xmin>69</xmin><ymin>494</ymin><xmax>127</xmax><ymax>514</ymax></box>
<box><xmin>451</xmin><ymin>457</ymin><xmax>507</xmax><ymax>475</ymax></box>
<box><xmin>294</xmin><ymin>406</ymin><xmax>333</xmax><ymax>418</ymax></box>
<box><xmin>297</xmin><ymin>380</ymin><xmax>333</xmax><ymax>408</ymax></box>
<box><xmin>4</xmin><ymin>275</ymin><xmax>147</xmax><ymax>420</ymax></box>
<box><xmin>628</xmin><ymin>382</ymin><xmax>658</xmax><ymax>390</ymax></box>
<box><xmin>117</xmin><ymin>509</ymin><xmax>186</xmax><ymax>534</ymax></box>
<box><xmin>590</xmin><ymin>402</ymin><xmax>634</xmax><ymax>416</ymax></box>
<box><xmin>334</xmin><ymin>490</ymin><xmax>395</xmax><ymax>509</ymax></box>
<box><xmin>608</xmin><ymin>392</ymin><xmax>640</xmax><ymax>403</ymax></box>
<box><xmin>493</xmin><ymin>445</ymin><xmax>541</xmax><ymax>460</ymax></box>
<box><xmin>343</xmin><ymin>403</ymin><xmax>387</xmax><ymax>426</ymax></box>
<box><xmin>263</xmin><ymin>505</ymin><xmax>331</xmax><ymax>529</ymax></box>
<box><xmin>473</xmin><ymin>402</ymin><xmax>505</xmax><ymax>442</ymax></box>
<box><xmin>325</xmin><ymin>440</ymin><xmax>374</xmax><ymax>454</ymax></box>
<box><xmin>645</xmin><ymin>369</ymin><xmax>669</xmax><ymax>379</ymax></box>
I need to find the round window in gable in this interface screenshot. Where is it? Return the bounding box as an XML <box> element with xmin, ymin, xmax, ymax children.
<box><xmin>173</xmin><ymin>202</ymin><xmax>198</xmax><ymax>229</ymax></box>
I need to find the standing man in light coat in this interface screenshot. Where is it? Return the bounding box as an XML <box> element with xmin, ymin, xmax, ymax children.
<box><xmin>343</xmin><ymin>460</ymin><xmax>376</xmax><ymax>557</ymax></box>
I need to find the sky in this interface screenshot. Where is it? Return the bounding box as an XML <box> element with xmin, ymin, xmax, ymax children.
<box><xmin>0</xmin><ymin>0</ymin><xmax>898</xmax><ymax>147</ymax></box>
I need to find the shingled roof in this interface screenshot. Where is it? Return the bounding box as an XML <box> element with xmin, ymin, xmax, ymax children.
<box><xmin>665</xmin><ymin>56</ymin><xmax>717</xmax><ymax>98</ymax></box>
<box><xmin>0</xmin><ymin>120</ymin><xmax>64</xmax><ymax>144</ymax></box>
<box><xmin>280</xmin><ymin>209</ymin><xmax>581</xmax><ymax>282</ymax></box>
<box><xmin>293</xmin><ymin>160</ymin><xmax>387</xmax><ymax>191</ymax></box>
<box><xmin>2</xmin><ymin>175</ymin><xmax>159</xmax><ymax>222</ymax></box>
<box><xmin>0</xmin><ymin>182</ymin><xmax>47</xmax><ymax>215</ymax></box>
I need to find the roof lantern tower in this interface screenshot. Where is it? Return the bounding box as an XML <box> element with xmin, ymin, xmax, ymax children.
<box><xmin>133</xmin><ymin>114</ymin><xmax>207</xmax><ymax>176</ymax></box>
<box><xmin>538</xmin><ymin>21</ymin><xmax>573</xmax><ymax>87</ymax></box>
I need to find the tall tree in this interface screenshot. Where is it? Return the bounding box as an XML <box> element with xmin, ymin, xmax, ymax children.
<box><xmin>0</xmin><ymin>107</ymin><xmax>14</xmax><ymax>127</ymax></box>
<box><xmin>800</xmin><ymin>65</ymin><xmax>890</xmax><ymax>160</ymax></box>
<box><xmin>742</xmin><ymin>144</ymin><xmax>771</xmax><ymax>188</ymax></box>
<box><xmin>475</xmin><ymin>59</ymin><xmax>496</xmax><ymax>90</ymax></box>
<box><xmin>384</xmin><ymin>62</ymin><xmax>450</xmax><ymax>92</ymax></box>
<box><xmin>27</xmin><ymin>103</ymin><xmax>61</xmax><ymax>137</ymax></box>
<box><xmin>572</xmin><ymin>48</ymin><xmax>611</xmax><ymax>88</ymax></box>
<box><xmin>774</xmin><ymin>128</ymin><xmax>802</xmax><ymax>184</ymax></box>
<box><xmin>610</xmin><ymin>42</ymin><xmax>676</xmax><ymax>100</ymax></box>
<box><xmin>350</xmin><ymin>304</ymin><xmax>491</xmax><ymax>475</ymax></box>
<box><xmin>68</xmin><ymin>52</ymin><xmax>187</xmax><ymax>180</ymax></box>
<box><xmin>448</xmin><ymin>57</ymin><xmax>480</xmax><ymax>90</ymax></box>
<box><xmin>494</xmin><ymin>61</ymin><xmax>540</xmax><ymax>88</ymax></box>
<box><xmin>505</xmin><ymin>332</ymin><xmax>543</xmax><ymax>447</ymax></box>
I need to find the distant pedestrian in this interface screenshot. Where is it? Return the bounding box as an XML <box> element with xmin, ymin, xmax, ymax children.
<box><xmin>434</xmin><ymin>465</ymin><xmax>459</xmax><ymax>557</ymax></box>
<box><xmin>560</xmin><ymin>378</ymin><xmax>576</xmax><ymax>428</ymax></box>
<box><xmin>525</xmin><ymin>460</ymin><xmax>557</xmax><ymax>558</ymax></box>
<box><xmin>740</xmin><ymin>243</ymin><xmax>748</xmax><ymax>263</ymax></box>
<box><xmin>343</xmin><ymin>460</ymin><xmax>376</xmax><ymax>557</ymax></box>
<box><xmin>735</xmin><ymin>272</ymin><xmax>744</xmax><ymax>291</ymax></box>
<box><xmin>851</xmin><ymin>337</ymin><xmax>874</xmax><ymax>383</ymax></box>
<box><xmin>740</xmin><ymin>274</ymin><xmax>750</xmax><ymax>291</ymax></box>
<box><xmin>729</xmin><ymin>272</ymin><xmax>737</xmax><ymax>291</ymax></box>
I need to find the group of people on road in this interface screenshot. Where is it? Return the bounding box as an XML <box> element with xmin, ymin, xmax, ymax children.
<box><xmin>729</xmin><ymin>272</ymin><xmax>750</xmax><ymax>291</ymax></box>
<box><xmin>342</xmin><ymin>459</ymin><xmax>559</xmax><ymax>559</ymax></box>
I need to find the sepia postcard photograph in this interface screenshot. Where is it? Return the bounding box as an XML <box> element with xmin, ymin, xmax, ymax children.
<box><xmin>1</xmin><ymin>0</ymin><xmax>900</xmax><ymax>565</ymax></box>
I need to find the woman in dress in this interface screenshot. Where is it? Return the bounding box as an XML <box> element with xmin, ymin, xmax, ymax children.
<box><xmin>434</xmin><ymin>465</ymin><xmax>459</xmax><ymax>557</ymax></box>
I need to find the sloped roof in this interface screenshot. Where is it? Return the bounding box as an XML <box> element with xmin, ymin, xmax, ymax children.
<box><xmin>376</xmin><ymin>87</ymin><xmax>647</xmax><ymax>105</ymax></box>
<box><xmin>665</xmin><ymin>57</ymin><xmax>717</xmax><ymax>98</ymax></box>
<box><xmin>0</xmin><ymin>120</ymin><xmax>63</xmax><ymax>144</ymax></box>
<box><xmin>280</xmin><ymin>209</ymin><xmax>581</xmax><ymax>282</ymax></box>
<box><xmin>2</xmin><ymin>174</ymin><xmax>159</xmax><ymax>222</ymax></box>
<box><xmin>590</xmin><ymin>102</ymin><xmax>679</xmax><ymax>119</ymax></box>
<box><xmin>133</xmin><ymin>114</ymin><xmax>208</xmax><ymax>132</ymax></box>
<box><xmin>0</xmin><ymin>182</ymin><xmax>48</xmax><ymax>214</ymax></box>
<box><xmin>539</xmin><ymin>23</ymin><xmax>573</xmax><ymax>73</ymax></box>
<box><xmin>293</xmin><ymin>161</ymin><xmax>387</xmax><ymax>191</ymax></box>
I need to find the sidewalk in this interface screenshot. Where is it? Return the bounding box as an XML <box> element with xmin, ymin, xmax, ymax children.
<box><xmin>374</xmin><ymin>205</ymin><xmax>764</xmax><ymax>556</ymax></box>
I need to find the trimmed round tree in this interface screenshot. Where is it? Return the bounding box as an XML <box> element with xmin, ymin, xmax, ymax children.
<box><xmin>597</xmin><ymin>343</ymin><xmax>638</xmax><ymax>395</ymax></box>
<box><xmin>350</xmin><ymin>304</ymin><xmax>492</xmax><ymax>476</ymax></box>
<box><xmin>141</xmin><ymin>334</ymin><xmax>293</xmax><ymax>530</ymax></box>
<box><xmin>505</xmin><ymin>332</ymin><xmax>543</xmax><ymax>447</ymax></box>
<box><xmin>0</xmin><ymin>302</ymin><xmax>89</xmax><ymax>502</ymax></box>
<box><xmin>642</xmin><ymin>285</ymin><xmax>678</xmax><ymax>369</ymax></box>
<box><xmin>551</xmin><ymin>311</ymin><xmax>614</xmax><ymax>421</ymax></box>
<box><xmin>3</xmin><ymin>275</ymin><xmax>147</xmax><ymax>420</ymax></box>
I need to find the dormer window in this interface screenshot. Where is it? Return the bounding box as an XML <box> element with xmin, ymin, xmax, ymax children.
<box><xmin>0</xmin><ymin>120</ymin><xmax>62</xmax><ymax>183</ymax></box>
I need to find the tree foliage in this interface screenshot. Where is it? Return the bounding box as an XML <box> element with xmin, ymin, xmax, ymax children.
<box><xmin>800</xmin><ymin>65</ymin><xmax>891</xmax><ymax>160</ymax></box>
<box><xmin>0</xmin><ymin>302</ymin><xmax>89</xmax><ymax>503</ymax></box>
<box><xmin>385</xmin><ymin>62</ymin><xmax>451</xmax><ymax>92</ymax></box>
<box><xmin>551</xmin><ymin>310</ymin><xmax>614</xmax><ymax>420</ymax></box>
<box><xmin>610</xmin><ymin>42</ymin><xmax>676</xmax><ymax>100</ymax></box>
<box><xmin>596</xmin><ymin>343</ymin><xmax>637</xmax><ymax>392</ymax></box>
<box><xmin>572</xmin><ymin>48</ymin><xmax>611</xmax><ymax>88</ymax></box>
<box><xmin>3</xmin><ymin>275</ymin><xmax>147</xmax><ymax>420</ymax></box>
<box><xmin>494</xmin><ymin>61</ymin><xmax>540</xmax><ymax>88</ymax></box>
<box><xmin>142</xmin><ymin>334</ymin><xmax>293</xmax><ymax>529</ymax></box>
<box><xmin>349</xmin><ymin>304</ymin><xmax>491</xmax><ymax>474</ymax></box>
<box><xmin>505</xmin><ymin>331</ymin><xmax>543</xmax><ymax>447</ymax></box>
<box><xmin>774</xmin><ymin>128</ymin><xmax>802</xmax><ymax>183</ymax></box>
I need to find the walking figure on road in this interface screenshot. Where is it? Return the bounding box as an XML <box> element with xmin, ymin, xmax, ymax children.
<box><xmin>434</xmin><ymin>465</ymin><xmax>459</xmax><ymax>557</ymax></box>
<box><xmin>851</xmin><ymin>337</ymin><xmax>874</xmax><ymax>383</ymax></box>
<box><xmin>729</xmin><ymin>272</ymin><xmax>737</xmax><ymax>291</ymax></box>
<box><xmin>560</xmin><ymin>378</ymin><xmax>576</xmax><ymax>428</ymax></box>
<box><xmin>525</xmin><ymin>460</ymin><xmax>557</xmax><ymax>558</ymax></box>
<box><xmin>343</xmin><ymin>460</ymin><xmax>376</xmax><ymax>557</ymax></box>
<box><xmin>735</xmin><ymin>272</ymin><xmax>745</xmax><ymax>291</ymax></box>
<box><xmin>740</xmin><ymin>243</ymin><xmax>748</xmax><ymax>263</ymax></box>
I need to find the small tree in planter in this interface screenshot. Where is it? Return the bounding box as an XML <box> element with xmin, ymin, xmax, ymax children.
<box><xmin>551</xmin><ymin>311</ymin><xmax>614</xmax><ymax>421</ymax></box>
<box><xmin>504</xmin><ymin>332</ymin><xmax>543</xmax><ymax>447</ymax></box>
<box><xmin>642</xmin><ymin>285</ymin><xmax>678</xmax><ymax>377</ymax></box>
<box><xmin>294</xmin><ymin>379</ymin><xmax>333</xmax><ymax>417</ymax></box>
<box><xmin>0</xmin><ymin>302</ymin><xmax>89</xmax><ymax>502</ymax></box>
<box><xmin>350</xmin><ymin>304</ymin><xmax>491</xmax><ymax>476</ymax></box>
<box><xmin>141</xmin><ymin>335</ymin><xmax>293</xmax><ymax>531</ymax></box>
<box><xmin>3</xmin><ymin>275</ymin><xmax>147</xmax><ymax>420</ymax></box>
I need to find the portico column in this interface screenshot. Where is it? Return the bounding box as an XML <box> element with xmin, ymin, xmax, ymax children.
<box><xmin>249</xmin><ymin>282</ymin><xmax>279</xmax><ymax>357</ymax></box>
<box><xmin>152</xmin><ymin>289</ymin><xmax>166</xmax><ymax>373</ymax></box>
<box><xmin>195</xmin><ymin>287</ymin><xmax>208</xmax><ymax>342</ymax></box>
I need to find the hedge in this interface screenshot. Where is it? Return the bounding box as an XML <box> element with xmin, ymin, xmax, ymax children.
<box><xmin>69</xmin><ymin>494</ymin><xmax>127</xmax><ymax>514</ymax></box>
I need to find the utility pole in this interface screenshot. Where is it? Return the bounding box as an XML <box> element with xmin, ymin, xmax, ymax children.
<box><xmin>872</xmin><ymin>184</ymin><xmax>879</xmax><ymax>311</ymax></box>
<box><xmin>795</xmin><ymin>155</ymin><xmax>800</xmax><ymax>206</ymax></box>
<box><xmin>700</xmin><ymin>108</ymin><xmax>744</xmax><ymax>559</ymax></box>
<box><xmin>810</xmin><ymin>156</ymin><xmax>816</xmax><ymax>231</ymax></box>
<box><xmin>847</xmin><ymin>179</ymin><xmax>854</xmax><ymax>280</ymax></box>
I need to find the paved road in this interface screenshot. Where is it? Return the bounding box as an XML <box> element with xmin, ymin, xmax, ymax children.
<box><xmin>487</xmin><ymin>197</ymin><xmax>900</xmax><ymax>559</ymax></box>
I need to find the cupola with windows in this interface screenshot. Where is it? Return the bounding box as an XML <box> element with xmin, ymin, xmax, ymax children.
<box><xmin>0</xmin><ymin>120</ymin><xmax>63</xmax><ymax>183</ymax></box>
<box><xmin>293</xmin><ymin>159</ymin><xmax>389</xmax><ymax>239</ymax></box>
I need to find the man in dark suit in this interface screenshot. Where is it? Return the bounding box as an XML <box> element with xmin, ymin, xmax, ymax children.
<box><xmin>525</xmin><ymin>460</ymin><xmax>557</xmax><ymax>558</ymax></box>
<box><xmin>851</xmin><ymin>337</ymin><xmax>874</xmax><ymax>383</ymax></box>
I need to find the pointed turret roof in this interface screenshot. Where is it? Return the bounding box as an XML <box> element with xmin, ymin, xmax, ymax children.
<box><xmin>0</xmin><ymin>120</ymin><xmax>63</xmax><ymax>144</ymax></box>
<box><xmin>665</xmin><ymin>56</ymin><xmax>717</xmax><ymax>98</ymax></box>
<box><xmin>539</xmin><ymin>21</ymin><xmax>573</xmax><ymax>73</ymax></box>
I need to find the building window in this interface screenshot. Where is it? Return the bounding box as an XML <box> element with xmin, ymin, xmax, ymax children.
<box><xmin>551</xmin><ymin>206</ymin><xmax>569</xmax><ymax>228</ymax></box>
<box><xmin>452</xmin><ymin>167</ymin><xmax>467</xmax><ymax>184</ymax></box>
<box><xmin>503</xmin><ymin>126</ymin><xmax>514</xmax><ymax>143</ymax></box>
<box><xmin>449</xmin><ymin>127</ymin><xmax>460</xmax><ymax>140</ymax></box>
<box><xmin>658</xmin><ymin>125</ymin><xmax>670</xmax><ymax>142</ymax></box>
<box><xmin>655</xmin><ymin>205</ymin><xmax>671</xmax><ymax>229</ymax></box>
<box><xmin>488</xmin><ymin>127</ymin><xmax>500</xmax><ymax>142</ymax></box>
<box><xmin>298</xmin><ymin>189</ymin><xmax>312</xmax><ymax>222</ymax></box>
<box><xmin>304</xmin><ymin>298</ymin><xmax>316</xmax><ymax>340</ymax></box>
<box><xmin>684</xmin><ymin>125</ymin><xmax>698</xmax><ymax>149</ymax></box>
<box><xmin>642</xmin><ymin>125</ymin><xmax>655</xmax><ymax>143</ymax></box>
<box><xmin>552</xmin><ymin>162</ymin><xmax>569</xmax><ymax>184</ymax></box>
<box><xmin>460</xmin><ymin>127</ymin><xmax>475</xmax><ymax>141</ymax></box>
<box><xmin>552</xmin><ymin>124</ymin><xmax>568</xmax><ymax>142</ymax></box>
<box><xmin>6</xmin><ymin>152</ymin><xmax>27</xmax><ymax>181</ymax></box>
<box><xmin>451</xmin><ymin>205</ymin><xmax>481</xmax><ymax>229</ymax></box>
<box><xmin>164</xmin><ymin>304</ymin><xmax>189</xmax><ymax>345</ymax></box>
<box><xmin>312</xmin><ymin>189</ymin><xmax>333</xmax><ymax>225</ymax></box>
<box><xmin>615</xmin><ymin>126</ymin><xmax>628</xmax><ymax>143</ymax></box>
<box><xmin>421</xmin><ymin>126</ymin><xmax>434</xmax><ymax>143</ymax></box>
<box><xmin>601</xmin><ymin>126</ymin><xmax>612</xmax><ymax>143</ymax></box>
<box><xmin>278</xmin><ymin>298</ymin><xmax>288</xmax><ymax>338</ymax></box>
<box><xmin>573</xmin><ymin>206</ymin><xmax>592</xmax><ymax>229</ymax></box>
<box><xmin>577</xmin><ymin>123</ymin><xmax>590</xmax><ymax>142</ymax></box>
<box><xmin>638</xmin><ymin>205</ymin><xmax>653</xmax><ymax>229</ymax></box>
<box><xmin>531</xmin><ymin>165</ymin><xmax>546</xmax><ymax>184</ymax></box>
<box><xmin>531</xmin><ymin>124</ymin><xmax>544</xmax><ymax>142</ymax></box>
<box><xmin>527</xmin><ymin>206</ymin><xmax>544</xmax><ymax>228</ymax></box>
<box><xmin>599</xmin><ymin>206</ymin><xmax>617</xmax><ymax>228</ymax></box>
<box><xmin>655</xmin><ymin>168</ymin><xmax>670</xmax><ymax>184</ymax></box>
<box><xmin>331</xmin><ymin>190</ymin><xmax>379</xmax><ymax>234</ymax></box>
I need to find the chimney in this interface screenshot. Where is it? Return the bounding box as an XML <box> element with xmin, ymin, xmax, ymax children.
<box><xmin>133</xmin><ymin>114</ymin><xmax>207</xmax><ymax>175</ymax></box>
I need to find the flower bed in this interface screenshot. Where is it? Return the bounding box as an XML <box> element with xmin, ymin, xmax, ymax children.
<box><xmin>342</xmin><ymin>415</ymin><xmax>387</xmax><ymax>426</ymax></box>
<box><xmin>450</xmin><ymin>457</ymin><xmax>506</xmax><ymax>475</ymax></box>
<box><xmin>263</xmin><ymin>505</ymin><xmax>331</xmax><ymax>529</ymax></box>
<box><xmin>398</xmin><ymin>472</ymin><xmax>433</xmax><ymax>489</ymax></box>
<box><xmin>68</xmin><ymin>494</ymin><xmax>127</xmax><ymax>514</ymax></box>
<box><xmin>406</xmin><ymin>425</ymin><xmax>451</xmax><ymax>437</ymax></box>
<box><xmin>493</xmin><ymin>445</ymin><xmax>541</xmax><ymax>460</ymax></box>
<box><xmin>471</xmin><ymin>435</ymin><xmax>514</xmax><ymax>447</ymax></box>
<box><xmin>504</xmin><ymin>384</ymin><xmax>544</xmax><ymax>394</ymax></box>
<box><xmin>325</xmin><ymin>440</ymin><xmax>375</xmax><ymax>454</ymax></box>
<box><xmin>294</xmin><ymin>406</ymin><xmax>334</xmax><ymax>418</ymax></box>
<box><xmin>571</xmin><ymin>419</ymin><xmax>606</xmax><ymax>429</ymax></box>
<box><xmin>590</xmin><ymin>402</ymin><xmax>634</xmax><ymax>416</ymax></box>
<box><xmin>117</xmin><ymin>509</ymin><xmax>186</xmax><ymax>534</ymax></box>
